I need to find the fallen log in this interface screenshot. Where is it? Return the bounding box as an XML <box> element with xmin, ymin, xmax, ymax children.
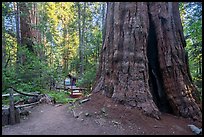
<box><xmin>15</xmin><ymin>99</ymin><xmax>26</xmax><ymax>105</ymax></box>
<box><xmin>15</xmin><ymin>101</ymin><xmax>41</xmax><ymax>108</ymax></box>
<box><xmin>2</xmin><ymin>92</ymin><xmax>40</xmax><ymax>97</ymax></box>
<box><xmin>6</xmin><ymin>87</ymin><xmax>40</xmax><ymax>97</ymax></box>
<box><xmin>79</xmin><ymin>98</ymin><xmax>90</xmax><ymax>104</ymax></box>
<box><xmin>2</xmin><ymin>93</ymin><xmax>21</xmax><ymax>97</ymax></box>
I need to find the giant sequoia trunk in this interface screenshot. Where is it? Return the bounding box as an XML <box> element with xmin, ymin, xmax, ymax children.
<box><xmin>92</xmin><ymin>2</ymin><xmax>202</xmax><ymax>121</ymax></box>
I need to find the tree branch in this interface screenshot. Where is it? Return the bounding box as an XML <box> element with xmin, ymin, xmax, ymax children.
<box><xmin>7</xmin><ymin>87</ymin><xmax>40</xmax><ymax>97</ymax></box>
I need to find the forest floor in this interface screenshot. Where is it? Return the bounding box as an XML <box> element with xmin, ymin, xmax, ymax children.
<box><xmin>2</xmin><ymin>92</ymin><xmax>202</xmax><ymax>135</ymax></box>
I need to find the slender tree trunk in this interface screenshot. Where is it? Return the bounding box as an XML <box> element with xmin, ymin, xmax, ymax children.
<box><xmin>92</xmin><ymin>2</ymin><xmax>202</xmax><ymax>122</ymax></box>
<box><xmin>33</xmin><ymin>2</ymin><xmax>36</xmax><ymax>40</ymax></box>
<box><xmin>77</xmin><ymin>2</ymin><xmax>84</xmax><ymax>77</ymax></box>
<box><xmin>2</xmin><ymin>11</ymin><xmax>6</xmax><ymax>68</ymax></box>
<box><xmin>82</xmin><ymin>2</ymin><xmax>86</xmax><ymax>72</ymax></box>
<box><xmin>38</xmin><ymin>3</ymin><xmax>45</xmax><ymax>60</ymax></box>
<box><xmin>62</xmin><ymin>22</ymin><xmax>68</xmax><ymax>73</ymax></box>
<box><xmin>15</xmin><ymin>2</ymin><xmax>22</xmax><ymax>67</ymax></box>
<box><xmin>199</xmin><ymin>60</ymin><xmax>202</xmax><ymax>76</ymax></box>
<box><xmin>14</xmin><ymin>2</ymin><xmax>21</xmax><ymax>45</ymax></box>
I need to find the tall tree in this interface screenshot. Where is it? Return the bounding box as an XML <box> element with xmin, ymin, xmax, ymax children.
<box><xmin>14</xmin><ymin>2</ymin><xmax>21</xmax><ymax>45</ymax></box>
<box><xmin>101</xmin><ymin>2</ymin><xmax>106</xmax><ymax>45</ymax></box>
<box><xmin>77</xmin><ymin>2</ymin><xmax>85</xmax><ymax>77</ymax></box>
<box><xmin>19</xmin><ymin>2</ymin><xmax>34</xmax><ymax>53</ymax></box>
<box><xmin>77</xmin><ymin>2</ymin><xmax>82</xmax><ymax>76</ymax></box>
<box><xmin>81</xmin><ymin>2</ymin><xmax>86</xmax><ymax>72</ymax></box>
<box><xmin>14</xmin><ymin>2</ymin><xmax>22</xmax><ymax>66</ymax></box>
<box><xmin>92</xmin><ymin>2</ymin><xmax>202</xmax><ymax>122</ymax></box>
<box><xmin>2</xmin><ymin>3</ymin><xmax>6</xmax><ymax>67</ymax></box>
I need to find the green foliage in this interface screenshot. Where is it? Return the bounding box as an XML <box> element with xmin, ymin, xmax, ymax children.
<box><xmin>2</xmin><ymin>2</ymin><xmax>104</xmax><ymax>98</ymax></box>
<box><xmin>2</xmin><ymin>44</ymin><xmax>57</xmax><ymax>93</ymax></box>
<box><xmin>15</xmin><ymin>46</ymin><xmax>50</xmax><ymax>91</ymax></box>
<box><xmin>2</xmin><ymin>67</ymin><xmax>17</xmax><ymax>92</ymax></box>
<box><xmin>2</xmin><ymin>2</ymin><xmax>202</xmax><ymax>107</ymax></box>
<box><xmin>2</xmin><ymin>94</ymin><xmax>30</xmax><ymax>106</ymax></box>
<box><xmin>179</xmin><ymin>2</ymin><xmax>202</xmax><ymax>97</ymax></box>
<box><xmin>46</xmin><ymin>90</ymin><xmax>76</xmax><ymax>104</ymax></box>
<box><xmin>77</xmin><ymin>64</ymin><xmax>97</xmax><ymax>90</ymax></box>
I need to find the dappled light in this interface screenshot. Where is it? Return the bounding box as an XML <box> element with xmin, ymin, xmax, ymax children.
<box><xmin>2</xmin><ymin>2</ymin><xmax>202</xmax><ymax>135</ymax></box>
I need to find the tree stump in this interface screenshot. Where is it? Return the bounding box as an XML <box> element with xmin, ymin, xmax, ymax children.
<box><xmin>2</xmin><ymin>106</ymin><xmax>9</xmax><ymax>126</ymax></box>
<box><xmin>2</xmin><ymin>106</ymin><xmax>20</xmax><ymax>126</ymax></box>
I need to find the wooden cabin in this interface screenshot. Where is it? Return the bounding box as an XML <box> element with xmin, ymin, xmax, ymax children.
<box><xmin>64</xmin><ymin>74</ymin><xmax>77</xmax><ymax>89</ymax></box>
<box><xmin>64</xmin><ymin>74</ymin><xmax>84</xmax><ymax>98</ymax></box>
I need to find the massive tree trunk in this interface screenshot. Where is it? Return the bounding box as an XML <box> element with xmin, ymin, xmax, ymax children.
<box><xmin>92</xmin><ymin>2</ymin><xmax>202</xmax><ymax>122</ymax></box>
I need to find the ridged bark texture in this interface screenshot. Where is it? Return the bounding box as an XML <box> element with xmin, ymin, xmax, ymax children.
<box><xmin>93</xmin><ymin>2</ymin><xmax>202</xmax><ymax>121</ymax></box>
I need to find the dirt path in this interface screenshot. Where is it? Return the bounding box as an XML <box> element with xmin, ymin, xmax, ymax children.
<box><xmin>2</xmin><ymin>103</ymin><xmax>125</xmax><ymax>135</ymax></box>
<box><xmin>2</xmin><ymin>93</ymin><xmax>201</xmax><ymax>135</ymax></box>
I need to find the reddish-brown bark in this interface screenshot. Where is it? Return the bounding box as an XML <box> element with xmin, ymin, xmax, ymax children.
<box><xmin>93</xmin><ymin>2</ymin><xmax>202</xmax><ymax>122</ymax></box>
<box><xmin>19</xmin><ymin>2</ymin><xmax>34</xmax><ymax>53</ymax></box>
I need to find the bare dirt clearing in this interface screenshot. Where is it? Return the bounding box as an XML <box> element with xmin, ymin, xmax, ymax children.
<box><xmin>2</xmin><ymin>93</ymin><xmax>201</xmax><ymax>135</ymax></box>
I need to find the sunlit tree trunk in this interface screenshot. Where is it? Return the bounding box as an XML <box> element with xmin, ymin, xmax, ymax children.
<box><xmin>77</xmin><ymin>2</ymin><xmax>86</xmax><ymax>77</ymax></box>
<box><xmin>14</xmin><ymin>2</ymin><xmax>22</xmax><ymax>67</ymax></box>
<box><xmin>93</xmin><ymin>2</ymin><xmax>202</xmax><ymax>122</ymax></box>
<box><xmin>82</xmin><ymin>2</ymin><xmax>87</xmax><ymax>71</ymax></box>
<box><xmin>77</xmin><ymin>2</ymin><xmax>82</xmax><ymax>76</ymax></box>
<box><xmin>14</xmin><ymin>2</ymin><xmax>21</xmax><ymax>45</ymax></box>
<box><xmin>2</xmin><ymin>10</ymin><xmax>6</xmax><ymax>68</ymax></box>
<box><xmin>30</xmin><ymin>2</ymin><xmax>41</xmax><ymax>44</ymax></box>
<box><xmin>38</xmin><ymin>3</ymin><xmax>45</xmax><ymax>61</ymax></box>
<box><xmin>62</xmin><ymin>22</ymin><xmax>68</xmax><ymax>73</ymax></box>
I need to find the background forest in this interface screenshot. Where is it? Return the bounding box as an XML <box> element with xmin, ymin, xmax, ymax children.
<box><xmin>2</xmin><ymin>2</ymin><xmax>202</xmax><ymax>101</ymax></box>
